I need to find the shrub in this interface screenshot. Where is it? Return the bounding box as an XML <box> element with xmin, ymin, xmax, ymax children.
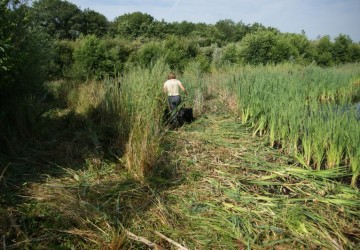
<box><xmin>131</xmin><ymin>41</ymin><xmax>163</xmax><ymax>67</ymax></box>
<box><xmin>163</xmin><ymin>36</ymin><xmax>198</xmax><ymax>71</ymax></box>
<box><xmin>238</xmin><ymin>30</ymin><xmax>297</xmax><ymax>65</ymax></box>
<box><xmin>72</xmin><ymin>35</ymin><xmax>119</xmax><ymax>79</ymax></box>
<box><xmin>49</xmin><ymin>39</ymin><xmax>75</xmax><ymax>79</ymax></box>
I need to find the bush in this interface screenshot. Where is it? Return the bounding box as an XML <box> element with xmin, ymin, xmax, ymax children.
<box><xmin>238</xmin><ymin>30</ymin><xmax>297</xmax><ymax>65</ymax></box>
<box><xmin>72</xmin><ymin>35</ymin><xmax>118</xmax><ymax>79</ymax></box>
<box><xmin>314</xmin><ymin>36</ymin><xmax>334</xmax><ymax>66</ymax></box>
<box><xmin>213</xmin><ymin>43</ymin><xmax>240</xmax><ymax>67</ymax></box>
<box><xmin>131</xmin><ymin>41</ymin><xmax>163</xmax><ymax>67</ymax></box>
<box><xmin>49</xmin><ymin>39</ymin><xmax>75</xmax><ymax>79</ymax></box>
<box><xmin>163</xmin><ymin>36</ymin><xmax>198</xmax><ymax>71</ymax></box>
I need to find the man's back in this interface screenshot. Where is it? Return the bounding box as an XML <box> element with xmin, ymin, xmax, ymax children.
<box><xmin>164</xmin><ymin>79</ymin><xmax>181</xmax><ymax>96</ymax></box>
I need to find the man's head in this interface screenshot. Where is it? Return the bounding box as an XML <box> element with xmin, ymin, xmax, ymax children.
<box><xmin>168</xmin><ymin>72</ymin><xmax>176</xmax><ymax>79</ymax></box>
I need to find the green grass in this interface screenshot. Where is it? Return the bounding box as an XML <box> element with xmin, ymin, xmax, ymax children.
<box><xmin>154</xmin><ymin>112</ymin><xmax>360</xmax><ymax>249</ymax></box>
<box><xmin>1</xmin><ymin>63</ymin><xmax>359</xmax><ymax>249</ymax></box>
<box><xmin>218</xmin><ymin>63</ymin><xmax>360</xmax><ymax>184</ymax></box>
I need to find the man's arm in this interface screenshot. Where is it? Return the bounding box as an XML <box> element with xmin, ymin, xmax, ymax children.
<box><xmin>179</xmin><ymin>83</ymin><xmax>188</xmax><ymax>95</ymax></box>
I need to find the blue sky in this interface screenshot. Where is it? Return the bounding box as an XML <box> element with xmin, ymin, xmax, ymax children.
<box><xmin>68</xmin><ymin>0</ymin><xmax>360</xmax><ymax>41</ymax></box>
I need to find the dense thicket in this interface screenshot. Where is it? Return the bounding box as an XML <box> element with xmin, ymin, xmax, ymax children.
<box><xmin>1</xmin><ymin>0</ymin><xmax>360</xmax><ymax>152</ymax></box>
<box><xmin>1</xmin><ymin>0</ymin><xmax>52</xmax><ymax>150</ymax></box>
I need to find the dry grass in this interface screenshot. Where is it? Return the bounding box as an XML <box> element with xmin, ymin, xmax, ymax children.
<box><xmin>1</xmin><ymin>64</ymin><xmax>359</xmax><ymax>249</ymax></box>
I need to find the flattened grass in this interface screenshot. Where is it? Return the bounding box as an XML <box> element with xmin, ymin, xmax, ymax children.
<box><xmin>152</xmin><ymin>111</ymin><xmax>360</xmax><ymax>249</ymax></box>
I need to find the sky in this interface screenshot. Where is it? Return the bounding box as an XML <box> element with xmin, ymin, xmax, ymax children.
<box><xmin>67</xmin><ymin>0</ymin><xmax>360</xmax><ymax>42</ymax></box>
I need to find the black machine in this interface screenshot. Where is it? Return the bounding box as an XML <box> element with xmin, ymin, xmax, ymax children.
<box><xmin>164</xmin><ymin>107</ymin><xmax>194</xmax><ymax>128</ymax></box>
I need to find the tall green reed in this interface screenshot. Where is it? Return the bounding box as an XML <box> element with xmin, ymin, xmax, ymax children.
<box><xmin>64</xmin><ymin>60</ymin><xmax>169</xmax><ymax>181</ymax></box>
<box><xmin>116</xmin><ymin>62</ymin><xmax>169</xmax><ymax>181</ymax></box>
<box><xmin>219</xmin><ymin>63</ymin><xmax>360</xmax><ymax>185</ymax></box>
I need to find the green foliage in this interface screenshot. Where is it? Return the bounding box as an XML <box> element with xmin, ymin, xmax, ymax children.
<box><xmin>213</xmin><ymin>43</ymin><xmax>240</xmax><ymax>67</ymax></box>
<box><xmin>333</xmin><ymin>34</ymin><xmax>353</xmax><ymax>64</ymax></box>
<box><xmin>104</xmin><ymin>37</ymin><xmax>133</xmax><ymax>73</ymax></box>
<box><xmin>163</xmin><ymin>36</ymin><xmax>198</xmax><ymax>71</ymax></box>
<box><xmin>169</xmin><ymin>21</ymin><xmax>197</xmax><ymax>37</ymax></box>
<box><xmin>146</xmin><ymin>19</ymin><xmax>170</xmax><ymax>38</ymax></box>
<box><xmin>0</xmin><ymin>0</ymin><xmax>52</xmax><ymax>103</ymax></box>
<box><xmin>30</xmin><ymin>0</ymin><xmax>108</xmax><ymax>39</ymax></box>
<box><xmin>282</xmin><ymin>33</ymin><xmax>313</xmax><ymax>63</ymax></box>
<box><xmin>315</xmin><ymin>36</ymin><xmax>333</xmax><ymax>66</ymax></box>
<box><xmin>0</xmin><ymin>1</ymin><xmax>53</xmax><ymax>152</ymax></box>
<box><xmin>129</xmin><ymin>36</ymin><xmax>200</xmax><ymax>71</ymax></box>
<box><xmin>131</xmin><ymin>41</ymin><xmax>163</xmax><ymax>67</ymax></box>
<box><xmin>238</xmin><ymin>30</ymin><xmax>274</xmax><ymax>64</ymax></box>
<box><xmin>49</xmin><ymin>39</ymin><xmax>74</xmax><ymax>79</ymax></box>
<box><xmin>79</xmin><ymin>8</ymin><xmax>108</xmax><ymax>37</ymax></box>
<box><xmin>349</xmin><ymin>43</ymin><xmax>360</xmax><ymax>62</ymax></box>
<box><xmin>239</xmin><ymin>30</ymin><xmax>297</xmax><ymax>65</ymax></box>
<box><xmin>0</xmin><ymin>0</ymin><xmax>14</xmax><ymax>87</ymax></box>
<box><xmin>214</xmin><ymin>19</ymin><xmax>249</xmax><ymax>45</ymax></box>
<box><xmin>193</xmin><ymin>53</ymin><xmax>211</xmax><ymax>73</ymax></box>
<box><xmin>72</xmin><ymin>35</ymin><xmax>118</xmax><ymax>79</ymax></box>
<box><xmin>270</xmin><ymin>36</ymin><xmax>298</xmax><ymax>63</ymax></box>
<box><xmin>30</xmin><ymin>0</ymin><xmax>82</xmax><ymax>39</ymax></box>
<box><xmin>113</xmin><ymin>12</ymin><xmax>154</xmax><ymax>39</ymax></box>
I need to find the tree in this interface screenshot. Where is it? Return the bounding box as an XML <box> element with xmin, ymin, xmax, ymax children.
<box><xmin>315</xmin><ymin>36</ymin><xmax>333</xmax><ymax>66</ymax></box>
<box><xmin>0</xmin><ymin>0</ymin><xmax>13</xmax><ymax>89</ymax></box>
<box><xmin>0</xmin><ymin>0</ymin><xmax>51</xmax><ymax>103</ymax></box>
<box><xmin>132</xmin><ymin>41</ymin><xmax>163</xmax><ymax>67</ymax></box>
<box><xmin>171</xmin><ymin>21</ymin><xmax>196</xmax><ymax>37</ymax></box>
<box><xmin>48</xmin><ymin>39</ymin><xmax>74</xmax><ymax>79</ymax></box>
<box><xmin>163</xmin><ymin>36</ymin><xmax>198</xmax><ymax>71</ymax></box>
<box><xmin>235</xmin><ymin>21</ymin><xmax>250</xmax><ymax>41</ymax></box>
<box><xmin>283</xmin><ymin>33</ymin><xmax>312</xmax><ymax>63</ymax></box>
<box><xmin>79</xmin><ymin>8</ymin><xmax>108</xmax><ymax>37</ymax></box>
<box><xmin>349</xmin><ymin>43</ymin><xmax>360</xmax><ymax>62</ymax></box>
<box><xmin>239</xmin><ymin>30</ymin><xmax>296</xmax><ymax>65</ymax></box>
<box><xmin>146</xmin><ymin>19</ymin><xmax>170</xmax><ymax>38</ymax></box>
<box><xmin>113</xmin><ymin>12</ymin><xmax>154</xmax><ymax>39</ymax></box>
<box><xmin>30</xmin><ymin>0</ymin><xmax>82</xmax><ymax>39</ymax></box>
<box><xmin>214</xmin><ymin>19</ymin><xmax>237</xmax><ymax>45</ymax></box>
<box><xmin>73</xmin><ymin>35</ymin><xmax>125</xmax><ymax>79</ymax></box>
<box><xmin>0</xmin><ymin>0</ymin><xmax>52</xmax><ymax>151</ymax></box>
<box><xmin>332</xmin><ymin>34</ymin><xmax>353</xmax><ymax>64</ymax></box>
<box><xmin>214</xmin><ymin>43</ymin><xmax>239</xmax><ymax>67</ymax></box>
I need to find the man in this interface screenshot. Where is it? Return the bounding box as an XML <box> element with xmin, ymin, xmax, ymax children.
<box><xmin>163</xmin><ymin>72</ymin><xmax>187</xmax><ymax>111</ymax></box>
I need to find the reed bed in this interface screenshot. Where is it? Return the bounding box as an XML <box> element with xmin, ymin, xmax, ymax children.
<box><xmin>3</xmin><ymin>63</ymin><xmax>359</xmax><ymax>249</ymax></box>
<box><xmin>217</xmin><ymin>63</ymin><xmax>360</xmax><ymax>186</ymax></box>
<box><xmin>158</xmin><ymin>113</ymin><xmax>360</xmax><ymax>249</ymax></box>
<box><xmin>63</xmin><ymin>61</ymin><xmax>171</xmax><ymax>180</ymax></box>
<box><xmin>117</xmin><ymin>63</ymin><xmax>168</xmax><ymax>180</ymax></box>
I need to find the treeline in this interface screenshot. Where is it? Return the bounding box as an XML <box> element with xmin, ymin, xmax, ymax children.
<box><xmin>2</xmin><ymin>0</ymin><xmax>360</xmax><ymax>87</ymax></box>
<box><xmin>1</xmin><ymin>0</ymin><xmax>360</xmax><ymax>148</ymax></box>
<box><xmin>32</xmin><ymin>0</ymin><xmax>360</xmax><ymax>80</ymax></box>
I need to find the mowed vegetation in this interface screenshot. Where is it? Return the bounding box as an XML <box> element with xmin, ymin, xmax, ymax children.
<box><xmin>1</xmin><ymin>64</ymin><xmax>359</xmax><ymax>249</ymax></box>
<box><xmin>1</xmin><ymin>0</ymin><xmax>360</xmax><ymax>249</ymax></box>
